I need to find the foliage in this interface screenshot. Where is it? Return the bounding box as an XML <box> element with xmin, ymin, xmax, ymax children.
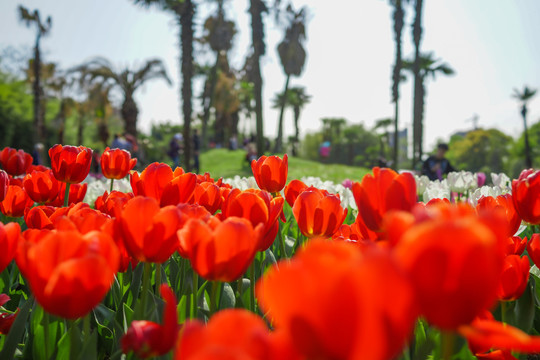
<box><xmin>301</xmin><ymin>120</ymin><xmax>380</xmax><ymax>168</ymax></box>
<box><xmin>446</xmin><ymin>128</ymin><xmax>514</xmax><ymax>174</ymax></box>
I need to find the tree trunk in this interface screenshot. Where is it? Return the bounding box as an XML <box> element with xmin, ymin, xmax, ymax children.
<box><xmin>392</xmin><ymin>0</ymin><xmax>404</xmax><ymax>170</ymax></box>
<box><xmin>77</xmin><ymin>115</ymin><xmax>84</xmax><ymax>146</ymax></box>
<box><xmin>522</xmin><ymin>105</ymin><xmax>533</xmax><ymax>168</ymax></box>
<box><xmin>274</xmin><ymin>74</ymin><xmax>290</xmax><ymax>153</ymax></box>
<box><xmin>249</xmin><ymin>0</ymin><xmax>266</xmax><ymax>156</ymax></box>
<box><xmin>33</xmin><ymin>36</ymin><xmax>45</xmax><ymax>145</ymax></box>
<box><xmin>180</xmin><ymin>1</ymin><xmax>194</xmax><ymax>172</ymax></box>
<box><xmin>293</xmin><ymin>104</ymin><xmax>300</xmax><ymax>156</ymax></box>
<box><xmin>121</xmin><ymin>96</ymin><xmax>138</xmax><ymax>138</ymax></box>
<box><xmin>201</xmin><ymin>53</ymin><xmax>220</xmax><ymax>151</ymax></box>
<box><xmin>411</xmin><ymin>0</ymin><xmax>424</xmax><ymax>169</ymax></box>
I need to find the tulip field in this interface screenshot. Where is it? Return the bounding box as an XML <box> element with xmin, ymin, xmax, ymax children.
<box><xmin>2</xmin><ymin>145</ymin><xmax>540</xmax><ymax>359</ymax></box>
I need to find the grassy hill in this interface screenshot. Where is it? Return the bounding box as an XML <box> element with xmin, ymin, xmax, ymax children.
<box><xmin>199</xmin><ymin>149</ymin><xmax>371</xmax><ymax>184</ymax></box>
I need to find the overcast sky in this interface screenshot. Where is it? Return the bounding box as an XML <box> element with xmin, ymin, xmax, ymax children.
<box><xmin>2</xmin><ymin>0</ymin><xmax>539</xmax><ymax>152</ymax></box>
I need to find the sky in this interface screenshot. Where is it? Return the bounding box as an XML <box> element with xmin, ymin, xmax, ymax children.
<box><xmin>1</xmin><ymin>0</ymin><xmax>540</xmax><ymax>152</ymax></box>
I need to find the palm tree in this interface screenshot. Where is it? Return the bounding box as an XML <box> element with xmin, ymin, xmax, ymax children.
<box><xmin>513</xmin><ymin>86</ymin><xmax>537</xmax><ymax>168</ymax></box>
<box><xmin>274</xmin><ymin>4</ymin><xmax>307</xmax><ymax>153</ymax></box>
<box><xmin>389</xmin><ymin>0</ymin><xmax>408</xmax><ymax>169</ymax></box>
<box><xmin>18</xmin><ymin>5</ymin><xmax>52</xmax><ymax>146</ymax></box>
<box><xmin>411</xmin><ymin>0</ymin><xmax>424</xmax><ymax>168</ymax></box>
<box><xmin>248</xmin><ymin>0</ymin><xmax>268</xmax><ymax>156</ymax></box>
<box><xmin>374</xmin><ymin>117</ymin><xmax>393</xmax><ymax>160</ymax></box>
<box><xmin>73</xmin><ymin>57</ymin><xmax>171</xmax><ymax>138</ymax></box>
<box><xmin>133</xmin><ymin>0</ymin><xmax>195</xmax><ymax>171</ymax></box>
<box><xmin>200</xmin><ymin>0</ymin><xmax>236</xmax><ymax>150</ymax></box>
<box><xmin>403</xmin><ymin>53</ymin><xmax>454</xmax><ymax>164</ymax></box>
<box><xmin>272</xmin><ymin>86</ymin><xmax>310</xmax><ymax>156</ymax></box>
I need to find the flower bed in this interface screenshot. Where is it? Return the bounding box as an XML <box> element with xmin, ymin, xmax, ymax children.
<box><xmin>0</xmin><ymin>146</ymin><xmax>540</xmax><ymax>359</ymax></box>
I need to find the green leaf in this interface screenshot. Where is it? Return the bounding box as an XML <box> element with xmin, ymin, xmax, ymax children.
<box><xmin>513</xmin><ymin>276</ymin><xmax>536</xmax><ymax>332</ymax></box>
<box><xmin>0</xmin><ymin>295</ymin><xmax>34</xmax><ymax>360</ymax></box>
<box><xmin>77</xmin><ymin>331</ymin><xmax>97</xmax><ymax>360</ymax></box>
<box><xmin>219</xmin><ymin>283</ymin><xmax>235</xmax><ymax>309</ymax></box>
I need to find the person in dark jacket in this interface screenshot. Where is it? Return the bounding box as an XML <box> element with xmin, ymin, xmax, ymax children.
<box><xmin>422</xmin><ymin>143</ymin><xmax>455</xmax><ymax>180</ymax></box>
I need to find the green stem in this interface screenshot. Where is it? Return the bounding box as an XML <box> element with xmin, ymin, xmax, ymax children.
<box><xmin>501</xmin><ymin>301</ymin><xmax>507</xmax><ymax>324</ymax></box>
<box><xmin>249</xmin><ymin>262</ymin><xmax>256</xmax><ymax>313</ymax></box>
<box><xmin>155</xmin><ymin>263</ymin><xmax>162</xmax><ymax>293</ymax></box>
<box><xmin>278</xmin><ymin>221</ymin><xmax>287</xmax><ymax>259</ymax></box>
<box><xmin>69</xmin><ymin>320</ymin><xmax>78</xmax><ymax>360</ymax></box>
<box><xmin>109</xmin><ymin>178</ymin><xmax>114</xmax><ymax>193</ymax></box>
<box><xmin>83</xmin><ymin>313</ymin><xmax>91</xmax><ymax>346</ymax></box>
<box><xmin>441</xmin><ymin>331</ymin><xmax>455</xmax><ymax>360</ymax></box>
<box><xmin>237</xmin><ymin>277</ymin><xmax>244</xmax><ymax>302</ymax></box>
<box><xmin>191</xmin><ymin>271</ymin><xmax>198</xmax><ymax>319</ymax></box>
<box><xmin>43</xmin><ymin>310</ymin><xmax>50</xmax><ymax>360</ymax></box>
<box><xmin>210</xmin><ymin>281</ymin><xmax>221</xmax><ymax>316</ymax></box>
<box><xmin>63</xmin><ymin>182</ymin><xmax>71</xmax><ymax>208</ymax></box>
<box><xmin>139</xmin><ymin>262</ymin><xmax>152</xmax><ymax>319</ymax></box>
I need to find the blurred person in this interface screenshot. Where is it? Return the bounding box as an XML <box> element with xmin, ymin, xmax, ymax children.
<box><xmin>168</xmin><ymin>133</ymin><xmax>183</xmax><ymax>168</ymax></box>
<box><xmin>422</xmin><ymin>143</ymin><xmax>455</xmax><ymax>180</ymax></box>
<box><xmin>193</xmin><ymin>129</ymin><xmax>200</xmax><ymax>174</ymax></box>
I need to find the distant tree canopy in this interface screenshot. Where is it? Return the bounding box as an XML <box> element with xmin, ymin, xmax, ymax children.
<box><xmin>302</xmin><ymin>119</ymin><xmax>380</xmax><ymax>168</ymax></box>
<box><xmin>446</xmin><ymin>128</ymin><xmax>513</xmax><ymax>174</ymax></box>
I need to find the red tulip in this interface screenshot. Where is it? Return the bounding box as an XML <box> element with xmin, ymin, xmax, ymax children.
<box><xmin>24</xmin><ymin>205</ymin><xmax>56</xmax><ymax>230</ymax></box>
<box><xmin>189</xmin><ymin>181</ymin><xmax>223</xmax><ymax>214</ymax></box>
<box><xmin>221</xmin><ymin>188</ymin><xmax>284</xmax><ymax>251</ymax></box>
<box><xmin>178</xmin><ymin>216</ymin><xmax>262</xmax><ymax>282</ymax></box>
<box><xmin>100</xmin><ymin>147</ymin><xmax>137</xmax><ymax>179</ymax></box>
<box><xmin>46</xmin><ymin>182</ymin><xmax>87</xmax><ymax>207</ymax></box>
<box><xmin>176</xmin><ymin>203</ymin><xmax>212</xmax><ymax>258</ymax></box>
<box><xmin>130</xmin><ymin>162</ymin><xmax>173</xmax><ymax>200</ymax></box>
<box><xmin>512</xmin><ymin>169</ymin><xmax>540</xmax><ymax>224</ymax></box>
<box><xmin>26</xmin><ymin>164</ymin><xmax>49</xmax><ymax>173</ymax></box>
<box><xmin>23</xmin><ymin>170</ymin><xmax>62</xmax><ymax>204</ymax></box>
<box><xmin>176</xmin><ymin>309</ymin><xmax>275</xmax><ymax>360</ymax></box>
<box><xmin>283</xmin><ymin>179</ymin><xmax>307</xmax><ymax>207</ymax></box>
<box><xmin>527</xmin><ymin>233</ymin><xmax>540</xmax><ymax>268</ymax></box>
<box><xmin>257</xmin><ymin>240</ymin><xmax>417</xmax><ymax>360</ymax></box>
<box><xmin>459</xmin><ymin>312</ymin><xmax>540</xmax><ymax>354</ymax></box>
<box><xmin>504</xmin><ymin>236</ymin><xmax>527</xmax><ymax>256</ymax></box>
<box><xmin>94</xmin><ymin>190</ymin><xmax>134</xmax><ymax>218</ymax></box>
<box><xmin>119</xmin><ymin>196</ymin><xmax>183</xmax><ymax>263</ymax></box>
<box><xmin>160</xmin><ymin>171</ymin><xmax>197</xmax><ymax>207</ymax></box>
<box><xmin>394</xmin><ymin>202</ymin><xmax>506</xmax><ymax>330</ymax></box>
<box><xmin>16</xmin><ymin>229</ymin><xmax>119</xmax><ymax>319</ymax></box>
<box><xmin>0</xmin><ymin>170</ymin><xmax>8</xmax><ymax>202</ymax></box>
<box><xmin>122</xmin><ymin>284</ymin><xmax>179</xmax><ymax>358</ymax></box>
<box><xmin>0</xmin><ymin>295</ymin><xmax>18</xmax><ymax>335</ymax></box>
<box><xmin>0</xmin><ymin>221</ymin><xmax>21</xmax><ymax>273</ymax></box>
<box><xmin>496</xmin><ymin>254</ymin><xmax>530</xmax><ymax>301</ymax></box>
<box><xmin>477</xmin><ymin>194</ymin><xmax>521</xmax><ymax>237</ymax></box>
<box><xmin>352</xmin><ymin>167</ymin><xmax>417</xmax><ymax>233</ymax></box>
<box><xmin>251</xmin><ymin>154</ymin><xmax>288</xmax><ymax>194</ymax></box>
<box><xmin>0</xmin><ymin>185</ymin><xmax>34</xmax><ymax>218</ymax></box>
<box><xmin>48</xmin><ymin>144</ymin><xmax>93</xmax><ymax>184</ymax></box>
<box><xmin>0</xmin><ymin>147</ymin><xmax>33</xmax><ymax>176</ymax></box>
<box><xmin>292</xmin><ymin>186</ymin><xmax>347</xmax><ymax>238</ymax></box>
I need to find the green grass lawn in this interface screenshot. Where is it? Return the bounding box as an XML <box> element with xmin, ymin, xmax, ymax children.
<box><xmin>199</xmin><ymin>149</ymin><xmax>371</xmax><ymax>184</ymax></box>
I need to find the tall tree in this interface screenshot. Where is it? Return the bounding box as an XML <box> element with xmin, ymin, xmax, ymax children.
<box><xmin>274</xmin><ymin>3</ymin><xmax>307</xmax><ymax>153</ymax></box>
<box><xmin>134</xmin><ymin>0</ymin><xmax>195</xmax><ymax>171</ymax></box>
<box><xmin>389</xmin><ymin>0</ymin><xmax>407</xmax><ymax>169</ymax></box>
<box><xmin>403</xmin><ymin>53</ymin><xmax>454</xmax><ymax>163</ymax></box>
<box><xmin>512</xmin><ymin>85</ymin><xmax>537</xmax><ymax>168</ymax></box>
<box><xmin>248</xmin><ymin>0</ymin><xmax>268</xmax><ymax>156</ymax></box>
<box><xmin>18</xmin><ymin>5</ymin><xmax>52</xmax><ymax>146</ymax></box>
<box><xmin>73</xmin><ymin>57</ymin><xmax>171</xmax><ymax>139</ymax></box>
<box><xmin>374</xmin><ymin>117</ymin><xmax>393</xmax><ymax>160</ymax></box>
<box><xmin>272</xmin><ymin>86</ymin><xmax>310</xmax><ymax>156</ymax></box>
<box><xmin>200</xmin><ymin>0</ymin><xmax>236</xmax><ymax>150</ymax></box>
<box><xmin>411</xmin><ymin>0</ymin><xmax>424</xmax><ymax>168</ymax></box>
